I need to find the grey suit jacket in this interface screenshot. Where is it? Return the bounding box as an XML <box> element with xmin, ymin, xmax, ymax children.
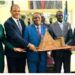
<box><xmin>51</xmin><ymin>21</ymin><xmax>71</xmax><ymax>40</ymax></box>
<box><xmin>50</xmin><ymin>21</ymin><xmax>72</xmax><ymax>57</ymax></box>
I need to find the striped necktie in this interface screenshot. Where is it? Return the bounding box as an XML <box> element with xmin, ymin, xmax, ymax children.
<box><xmin>17</xmin><ymin>20</ymin><xmax>22</xmax><ymax>33</ymax></box>
<box><xmin>37</xmin><ymin>26</ymin><xmax>41</xmax><ymax>37</ymax></box>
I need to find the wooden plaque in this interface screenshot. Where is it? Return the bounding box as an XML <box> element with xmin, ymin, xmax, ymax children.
<box><xmin>38</xmin><ymin>31</ymin><xmax>71</xmax><ymax>51</ymax></box>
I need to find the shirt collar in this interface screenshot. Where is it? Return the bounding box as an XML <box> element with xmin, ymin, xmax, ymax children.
<box><xmin>35</xmin><ymin>25</ymin><xmax>41</xmax><ymax>29</ymax></box>
<box><xmin>35</xmin><ymin>25</ymin><xmax>41</xmax><ymax>33</ymax></box>
<box><xmin>58</xmin><ymin>21</ymin><xmax>63</xmax><ymax>25</ymax></box>
<box><xmin>12</xmin><ymin>17</ymin><xmax>19</xmax><ymax>25</ymax></box>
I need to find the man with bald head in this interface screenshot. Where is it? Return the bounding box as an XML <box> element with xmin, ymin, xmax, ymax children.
<box><xmin>24</xmin><ymin>12</ymin><xmax>47</xmax><ymax>73</ymax></box>
<box><xmin>4</xmin><ymin>4</ymin><xmax>36</xmax><ymax>73</ymax></box>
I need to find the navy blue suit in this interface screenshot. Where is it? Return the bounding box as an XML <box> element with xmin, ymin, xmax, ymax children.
<box><xmin>24</xmin><ymin>24</ymin><xmax>47</xmax><ymax>73</ymax></box>
<box><xmin>4</xmin><ymin>17</ymin><xmax>28</xmax><ymax>73</ymax></box>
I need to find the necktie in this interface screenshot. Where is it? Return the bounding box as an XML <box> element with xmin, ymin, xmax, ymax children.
<box><xmin>17</xmin><ymin>20</ymin><xmax>22</xmax><ymax>33</ymax></box>
<box><xmin>37</xmin><ymin>26</ymin><xmax>41</xmax><ymax>37</ymax></box>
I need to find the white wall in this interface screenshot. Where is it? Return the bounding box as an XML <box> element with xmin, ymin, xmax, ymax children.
<box><xmin>0</xmin><ymin>0</ymin><xmax>29</xmax><ymax>24</ymax></box>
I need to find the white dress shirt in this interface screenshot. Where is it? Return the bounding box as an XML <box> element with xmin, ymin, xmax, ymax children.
<box><xmin>12</xmin><ymin>17</ymin><xmax>19</xmax><ymax>26</ymax></box>
<box><xmin>58</xmin><ymin>21</ymin><xmax>64</xmax><ymax>31</ymax></box>
<box><xmin>12</xmin><ymin>17</ymin><xmax>22</xmax><ymax>33</ymax></box>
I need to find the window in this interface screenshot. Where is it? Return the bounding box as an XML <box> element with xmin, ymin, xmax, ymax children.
<box><xmin>29</xmin><ymin>0</ymin><xmax>62</xmax><ymax>9</ymax></box>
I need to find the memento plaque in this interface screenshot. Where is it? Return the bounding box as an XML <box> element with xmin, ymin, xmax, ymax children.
<box><xmin>38</xmin><ymin>31</ymin><xmax>71</xmax><ymax>51</ymax></box>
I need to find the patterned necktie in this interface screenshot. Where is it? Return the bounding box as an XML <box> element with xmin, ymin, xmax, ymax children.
<box><xmin>37</xmin><ymin>26</ymin><xmax>41</xmax><ymax>37</ymax></box>
<box><xmin>17</xmin><ymin>20</ymin><xmax>22</xmax><ymax>33</ymax></box>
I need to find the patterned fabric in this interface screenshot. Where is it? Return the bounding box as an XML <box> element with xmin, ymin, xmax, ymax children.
<box><xmin>37</xmin><ymin>26</ymin><xmax>41</xmax><ymax>37</ymax></box>
<box><xmin>17</xmin><ymin>20</ymin><xmax>22</xmax><ymax>33</ymax></box>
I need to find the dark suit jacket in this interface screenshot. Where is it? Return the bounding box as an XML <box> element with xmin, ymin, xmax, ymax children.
<box><xmin>4</xmin><ymin>17</ymin><xmax>28</xmax><ymax>57</ymax></box>
<box><xmin>67</xmin><ymin>28</ymin><xmax>75</xmax><ymax>45</ymax></box>
<box><xmin>48</xmin><ymin>21</ymin><xmax>72</xmax><ymax>57</ymax></box>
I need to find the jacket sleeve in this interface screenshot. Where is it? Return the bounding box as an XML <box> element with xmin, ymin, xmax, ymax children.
<box><xmin>24</xmin><ymin>27</ymin><xmax>29</xmax><ymax>43</ymax></box>
<box><xmin>0</xmin><ymin>25</ymin><xmax>4</xmax><ymax>40</ymax></box>
<box><xmin>48</xmin><ymin>26</ymin><xmax>57</xmax><ymax>40</ymax></box>
<box><xmin>2</xmin><ymin>35</ymin><xmax>14</xmax><ymax>50</ymax></box>
<box><xmin>0</xmin><ymin>25</ymin><xmax>14</xmax><ymax>50</ymax></box>
<box><xmin>67</xmin><ymin>28</ymin><xmax>75</xmax><ymax>45</ymax></box>
<box><xmin>65</xmin><ymin>24</ymin><xmax>73</xmax><ymax>44</ymax></box>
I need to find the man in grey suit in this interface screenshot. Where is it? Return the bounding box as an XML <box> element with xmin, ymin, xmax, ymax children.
<box><xmin>49</xmin><ymin>11</ymin><xmax>72</xmax><ymax>73</ymax></box>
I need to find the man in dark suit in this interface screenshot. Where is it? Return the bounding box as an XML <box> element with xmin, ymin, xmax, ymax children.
<box><xmin>67</xmin><ymin>28</ymin><xmax>75</xmax><ymax>46</ymax></box>
<box><xmin>4</xmin><ymin>4</ymin><xmax>36</xmax><ymax>73</ymax></box>
<box><xmin>24</xmin><ymin>12</ymin><xmax>47</xmax><ymax>73</ymax></box>
<box><xmin>48</xmin><ymin>11</ymin><xmax>72</xmax><ymax>73</ymax></box>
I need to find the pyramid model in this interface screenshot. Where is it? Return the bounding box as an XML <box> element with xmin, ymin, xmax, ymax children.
<box><xmin>38</xmin><ymin>31</ymin><xmax>66</xmax><ymax>51</ymax></box>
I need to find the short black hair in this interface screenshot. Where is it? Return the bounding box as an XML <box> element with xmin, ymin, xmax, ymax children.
<box><xmin>56</xmin><ymin>10</ymin><xmax>63</xmax><ymax>17</ymax></box>
<box><xmin>10</xmin><ymin>4</ymin><xmax>20</xmax><ymax>11</ymax></box>
<box><xmin>10</xmin><ymin>5</ymin><xmax>13</xmax><ymax>11</ymax></box>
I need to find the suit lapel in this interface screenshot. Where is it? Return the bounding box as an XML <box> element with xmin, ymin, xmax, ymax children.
<box><xmin>31</xmin><ymin>24</ymin><xmax>38</xmax><ymax>37</ymax></box>
<box><xmin>52</xmin><ymin>22</ymin><xmax>63</xmax><ymax>37</ymax></box>
<box><xmin>63</xmin><ymin>22</ymin><xmax>68</xmax><ymax>36</ymax></box>
<box><xmin>41</xmin><ymin>25</ymin><xmax>45</xmax><ymax>37</ymax></box>
<box><xmin>52</xmin><ymin>21</ymin><xmax>69</xmax><ymax>38</ymax></box>
<box><xmin>32</xmin><ymin>24</ymin><xmax>45</xmax><ymax>38</ymax></box>
<box><xmin>10</xmin><ymin>18</ymin><xmax>22</xmax><ymax>35</ymax></box>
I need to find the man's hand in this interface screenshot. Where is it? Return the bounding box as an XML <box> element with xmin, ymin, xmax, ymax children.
<box><xmin>71</xmin><ymin>46</ymin><xmax>75</xmax><ymax>50</ymax></box>
<box><xmin>27</xmin><ymin>43</ymin><xmax>37</xmax><ymax>52</ymax></box>
<box><xmin>14</xmin><ymin>48</ymin><xmax>26</xmax><ymax>52</ymax></box>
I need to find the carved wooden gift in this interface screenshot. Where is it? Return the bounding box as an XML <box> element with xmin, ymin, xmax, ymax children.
<box><xmin>38</xmin><ymin>31</ymin><xmax>71</xmax><ymax>51</ymax></box>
